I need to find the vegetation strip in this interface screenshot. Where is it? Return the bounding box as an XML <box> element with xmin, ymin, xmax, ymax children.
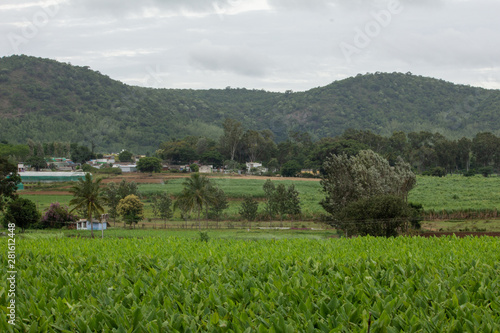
<box><xmin>1</xmin><ymin>235</ymin><xmax>499</xmax><ymax>331</ymax></box>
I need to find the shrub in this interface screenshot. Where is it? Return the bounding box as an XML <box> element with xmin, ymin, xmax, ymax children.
<box><xmin>41</xmin><ymin>202</ymin><xmax>77</xmax><ymax>228</ymax></box>
<box><xmin>463</xmin><ymin>169</ymin><xmax>476</xmax><ymax>177</ymax></box>
<box><xmin>96</xmin><ymin>167</ymin><xmax>122</xmax><ymax>175</ymax></box>
<box><xmin>478</xmin><ymin>166</ymin><xmax>493</xmax><ymax>177</ymax></box>
<box><xmin>239</xmin><ymin>196</ymin><xmax>259</xmax><ymax>221</ymax></box>
<box><xmin>333</xmin><ymin>195</ymin><xmax>415</xmax><ymax>237</ymax></box>
<box><xmin>2</xmin><ymin>197</ymin><xmax>40</xmax><ymax>232</ymax></box>
<box><xmin>423</xmin><ymin>167</ymin><xmax>446</xmax><ymax>177</ymax></box>
<box><xmin>431</xmin><ymin>167</ymin><xmax>447</xmax><ymax>177</ymax></box>
<box><xmin>81</xmin><ymin>164</ymin><xmax>96</xmax><ymax>172</ymax></box>
<box><xmin>199</xmin><ymin>231</ymin><xmax>209</xmax><ymax>242</ymax></box>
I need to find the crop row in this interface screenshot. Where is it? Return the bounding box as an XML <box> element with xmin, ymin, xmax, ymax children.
<box><xmin>1</xmin><ymin>236</ymin><xmax>499</xmax><ymax>332</ymax></box>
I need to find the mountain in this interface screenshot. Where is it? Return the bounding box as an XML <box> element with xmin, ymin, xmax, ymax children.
<box><xmin>1</xmin><ymin>55</ymin><xmax>499</xmax><ymax>153</ymax></box>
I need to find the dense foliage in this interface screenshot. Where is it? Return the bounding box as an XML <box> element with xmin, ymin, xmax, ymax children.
<box><xmin>0</xmin><ymin>156</ymin><xmax>20</xmax><ymax>211</ymax></box>
<box><xmin>1</xmin><ymin>55</ymin><xmax>500</xmax><ymax>153</ymax></box>
<box><xmin>1</xmin><ymin>236</ymin><xmax>499</xmax><ymax>331</ymax></box>
<box><xmin>321</xmin><ymin>150</ymin><xmax>416</xmax><ymax>215</ymax></box>
<box><xmin>40</xmin><ymin>202</ymin><xmax>76</xmax><ymax>229</ymax></box>
<box><xmin>321</xmin><ymin>150</ymin><xmax>416</xmax><ymax>236</ymax></box>
<box><xmin>136</xmin><ymin>157</ymin><xmax>162</xmax><ymax>173</ymax></box>
<box><xmin>1</xmin><ymin>197</ymin><xmax>39</xmax><ymax>232</ymax></box>
<box><xmin>116</xmin><ymin>194</ymin><xmax>144</xmax><ymax>227</ymax></box>
<box><xmin>68</xmin><ymin>173</ymin><xmax>105</xmax><ymax>237</ymax></box>
<box><xmin>335</xmin><ymin>195</ymin><xmax>416</xmax><ymax>238</ymax></box>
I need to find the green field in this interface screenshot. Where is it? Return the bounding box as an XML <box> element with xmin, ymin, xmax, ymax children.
<box><xmin>408</xmin><ymin>175</ymin><xmax>500</xmax><ymax>211</ymax></box>
<box><xmin>16</xmin><ymin>195</ymin><xmax>71</xmax><ymax>213</ymax></box>
<box><xmin>1</xmin><ymin>233</ymin><xmax>499</xmax><ymax>331</ymax></box>
<box><xmin>17</xmin><ymin>174</ymin><xmax>500</xmax><ymax>222</ymax></box>
<box><xmin>139</xmin><ymin>175</ymin><xmax>500</xmax><ymax>216</ymax></box>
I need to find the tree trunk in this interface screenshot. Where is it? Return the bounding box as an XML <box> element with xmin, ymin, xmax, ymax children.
<box><xmin>88</xmin><ymin>207</ymin><xmax>94</xmax><ymax>238</ymax></box>
<box><xmin>197</xmin><ymin>210</ymin><xmax>201</xmax><ymax>230</ymax></box>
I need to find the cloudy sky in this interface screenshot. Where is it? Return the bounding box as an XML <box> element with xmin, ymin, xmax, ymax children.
<box><xmin>1</xmin><ymin>0</ymin><xmax>499</xmax><ymax>92</ymax></box>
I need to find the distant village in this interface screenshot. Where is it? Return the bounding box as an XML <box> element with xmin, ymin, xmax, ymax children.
<box><xmin>15</xmin><ymin>153</ymin><xmax>320</xmax><ymax>188</ymax></box>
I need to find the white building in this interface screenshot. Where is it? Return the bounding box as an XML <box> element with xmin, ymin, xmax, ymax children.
<box><xmin>113</xmin><ymin>164</ymin><xmax>137</xmax><ymax>172</ymax></box>
<box><xmin>199</xmin><ymin>165</ymin><xmax>213</xmax><ymax>173</ymax></box>
<box><xmin>246</xmin><ymin>162</ymin><xmax>268</xmax><ymax>174</ymax></box>
<box><xmin>76</xmin><ymin>219</ymin><xmax>108</xmax><ymax>230</ymax></box>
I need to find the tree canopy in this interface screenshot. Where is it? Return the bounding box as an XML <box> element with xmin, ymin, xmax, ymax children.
<box><xmin>2</xmin><ymin>197</ymin><xmax>40</xmax><ymax>232</ymax></box>
<box><xmin>69</xmin><ymin>173</ymin><xmax>105</xmax><ymax>237</ymax></box>
<box><xmin>137</xmin><ymin>157</ymin><xmax>162</xmax><ymax>173</ymax></box>
<box><xmin>321</xmin><ymin>150</ymin><xmax>417</xmax><ymax>237</ymax></box>
<box><xmin>0</xmin><ymin>156</ymin><xmax>20</xmax><ymax>212</ymax></box>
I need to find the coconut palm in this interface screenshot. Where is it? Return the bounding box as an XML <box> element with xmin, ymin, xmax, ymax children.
<box><xmin>69</xmin><ymin>173</ymin><xmax>105</xmax><ymax>238</ymax></box>
<box><xmin>175</xmin><ymin>173</ymin><xmax>213</xmax><ymax>230</ymax></box>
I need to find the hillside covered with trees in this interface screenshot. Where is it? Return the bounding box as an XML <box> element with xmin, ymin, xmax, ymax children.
<box><xmin>1</xmin><ymin>55</ymin><xmax>500</xmax><ymax>153</ymax></box>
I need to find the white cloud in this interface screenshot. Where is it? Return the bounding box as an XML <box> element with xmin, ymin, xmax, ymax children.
<box><xmin>0</xmin><ymin>0</ymin><xmax>498</xmax><ymax>92</ymax></box>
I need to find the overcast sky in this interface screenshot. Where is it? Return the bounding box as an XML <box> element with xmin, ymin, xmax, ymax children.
<box><xmin>1</xmin><ymin>0</ymin><xmax>499</xmax><ymax>92</ymax></box>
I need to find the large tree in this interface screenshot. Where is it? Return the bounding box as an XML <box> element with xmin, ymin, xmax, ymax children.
<box><xmin>335</xmin><ymin>195</ymin><xmax>414</xmax><ymax>238</ymax></box>
<box><xmin>137</xmin><ymin>157</ymin><xmax>162</xmax><ymax>173</ymax></box>
<box><xmin>2</xmin><ymin>197</ymin><xmax>40</xmax><ymax>232</ymax></box>
<box><xmin>118</xmin><ymin>150</ymin><xmax>133</xmax><ymax>163</ymax></box>
<box><xmin>26</xmin><ymin>155</ymin><xmax>47</xmax><ymax>171</ymax></box>
<box><xmin>117</xmin><ymin>194</ymin><xmax>144</xmax><ymax>228</ymax></box>
<box><xmin>320</xmin><ymin>150</ymin><xmax>416</xmax><ymax>235</ymax></box>
<box><xmin>102</xmin><ymin>180</ymin><xmax>138</xmax><ymax>225</ymax></box>
<box><xmin>220</xmin><ymin>118</ymin><xmax>244</xmax><ymax>161</ymax></box>
<box><xmin>206</xmin><ymin>186</ymin><xmax>228</xmax><ymax>224</ymax></box>
<box><xmin>151</xmin><ymin>193</ymin><xmax>173</xmax><ymax>228</ymax></box>
<box><xmin>71</xmin><ymin>145</ymin><xmax>93</xmax><ymax>164</ymax></box>
<box><xmin>262</xmin><ymin>179</ymin><xmax>277</xmax><ymax>221</ymax></box>
<box><xmin>69</xmin><ymin>173</ymin><xmax>106</xmax><ymax>238</ymax></box>
<box><xmin>176</xmin><ymin>173</ymin><xmax>213</xmax><ymax>229</ymax></box>
<box><xmin>239</xmin><ymin>195</ymin><xmax>259</xmax><ymax>224</ymax></box>
<box><xmin>472</xmin><ymin>132</ymin><xmax>499</xmax><ymax>167</ymax></box>
<box><xmin>0</xmin><ymin>156</ymin><xmax>20</xmax><ymax>212</ymax></box>
<box><xmin>158</xmin><ymin>140</ymin><xmax>197</xmax><ymax>164</ymax></box>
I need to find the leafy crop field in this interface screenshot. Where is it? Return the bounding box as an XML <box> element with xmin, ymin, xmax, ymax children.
<box><xmin>408</xmin><ymin>175</ymin><xmax>500</xmax><ymax>211</ymax></box>
<box><xmin>1</xmin><ymin>235</ymin><xmax>499</xmax><ymax>331</ymax></box>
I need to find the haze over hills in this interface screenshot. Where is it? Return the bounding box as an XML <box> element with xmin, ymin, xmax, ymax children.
<box><xmin>1</xmin><ymin>55</ymin><xmax>499</xmax><ymax>153</ymax></box>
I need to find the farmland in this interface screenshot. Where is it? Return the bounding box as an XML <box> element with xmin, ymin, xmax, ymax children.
<box><xmin>17</xmin><ymin>174</ymin><xmax>500</xmax><ymax>223</ymax></box>
<box><xmin>1</xmin><ymin>233</ymin><xmax>499</xmax><ymax>331</ymax></box>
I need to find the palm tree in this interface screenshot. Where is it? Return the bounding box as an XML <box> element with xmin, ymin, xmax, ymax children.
<box><xmin>175</xmin><ymin>173</ymin><xmax>212</xmax><ymax>230</ymax></box>
<box><xmin>69</xmin><ymin>173</ymin><xmax>106</xmax><ymax>238</ymax></box>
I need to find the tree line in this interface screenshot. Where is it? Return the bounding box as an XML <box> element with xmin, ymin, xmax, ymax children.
<box><xmin>2</xmin><ymin>118</ymin><xmax>499</xmax><ymax>177</ymax></box>
<box><xmin>156</xmin><ymin>119</ymin><xmax>499</xmax><ymax>176</ymax></box>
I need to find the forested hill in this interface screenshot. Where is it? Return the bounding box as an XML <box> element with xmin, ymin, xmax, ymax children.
<box><xmin>1</xmin><ymin>55</ymin><xmax>499</xmax><ymax>153</ymax></box>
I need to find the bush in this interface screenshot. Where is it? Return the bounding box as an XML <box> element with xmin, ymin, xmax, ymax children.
<box><xmin>333</xmin><ymin>195</ymin><xmax>415</xmax><ymax>237</ymax></box>
<box><xmin>96</xmin><ymin>167</ymin><xmax>122</xmax><ymax>175</ymax></box>
<box><xmin>239</xmin><ymin>196</ymin><xmax>259</xmax><ymax>221</ymax></box>
<box><xmin>41</xmin><ymin>202</ymin><xmax>77</xmax><ymax>228</ymax></box>
<box><xmin>81</xmin><ymin>164</ymin><xmax>97</xmax><ymax>172</ymax></box>
<box><xmin>423</xmin><ymin>167</ymin><xmax>446</xmax><ymax>177</ymax></box>
<box><xmin>463</xmin><ymin>169</ymin><xmax>476</xmax><ymax>177</ymax></box>
<box><xmin>2</xmin><ymin>197</ymin><xmax>40</xmax><ymax>232</ymax></box>
<box><xmin>280</xmin><ymin>161</ymin><xmax>301</xmax><ymax>177</ymax></box>
<box><xmin>478</xmin><ymin>166</ymin><xmax>493</xmax><ymax>177</ymax></box>
<box><xmin>199</xmin><ymin>231</ymin><xmax>209</xmax><ymax>242</ymax></box>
